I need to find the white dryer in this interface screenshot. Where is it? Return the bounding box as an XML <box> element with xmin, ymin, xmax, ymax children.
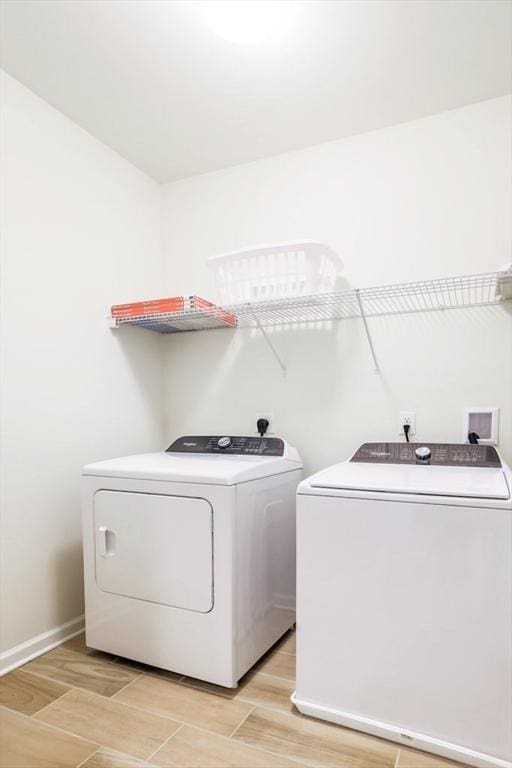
<box><xmin>82</xmin><ymin>435</ymin><xmax>302</xmax><ymax>687</ymax></box>
<box><xmin>293</xmin><ymin>442</ymin><xmax>512</xmax><ymax>768</ymax></box>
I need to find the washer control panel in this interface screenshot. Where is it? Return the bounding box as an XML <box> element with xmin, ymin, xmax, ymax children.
<box><xmin>166</xmin><ymin>435</ymin><xmax>285</xmax><ymax>456</ymax></box>
<box><xmin>351</xmin><ymin>442</ymin><xmax>501</xmax><ymax>468</ymax></box>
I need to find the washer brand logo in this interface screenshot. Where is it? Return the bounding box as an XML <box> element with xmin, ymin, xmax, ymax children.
<box><xmin>183</xmin><ymin>442</ymin><xmax>198</xmax><ymax>447</ymax></box>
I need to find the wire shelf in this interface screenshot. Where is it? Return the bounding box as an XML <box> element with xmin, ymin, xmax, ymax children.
<box><xmin>111</xmin><ymin>268</ymin><xmax>511</xmax><ymax>334</ymax></box>
<box><xmin>227</xmin><ymin>269</ymin><xmax>511</xmax><ymax>327</ymax></box>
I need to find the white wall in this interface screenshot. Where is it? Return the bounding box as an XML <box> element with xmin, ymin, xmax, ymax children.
<box><xmin>0</xmin><ymin>73</ymin><xmax>164</xmax><ymax>656</ymax></box>
<box><xmin>161</xmin><ymin>96</ymin><xmax>512</xmax><ymax>474</ymax></box>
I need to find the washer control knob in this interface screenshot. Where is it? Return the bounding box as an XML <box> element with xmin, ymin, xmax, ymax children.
<box><xmin>415</xmin><ymin>446</ymin><xmax>431</xmax><ymax>462</ymax></box>
<box><xmin>217</xmin><ymin>436</ymin><xmax>232</xmax><ymax>449</ymax></box>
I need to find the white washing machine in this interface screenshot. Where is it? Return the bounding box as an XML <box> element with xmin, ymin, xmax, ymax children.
<box><xmin>293</xmin><ymin>442</ymin><xmax>512</xmax><ymax>768</ymax></box>
<box><xmin>82</xmin><ymin>434</ymin><xmax>302</xmax><ymax>687</ymax></box>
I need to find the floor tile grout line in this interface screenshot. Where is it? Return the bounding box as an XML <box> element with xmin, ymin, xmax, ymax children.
<box><xmin>146</xmin><ymin>722</ymin><xmax>185</xmax><ymax>762</ymax></box>
<box><xmin>30</xmin><ymin>678</ymin><xmax>182</xmax><ymax>732</ymax></box>
<box><xmin>15</xmin><ymin>666</ymin><xmax>143</xmax><ymax>700</ymax></box>
<box><xmin>4</xmin><ymin>666</ymin><xmax>74</xmax><ymax>696</ymax></box>
<box><xmin>394</xmin><ymin>747</ymin><xmax>402</xmax><ymax>768</ymax></box>
<box><xmin>109</xmin><ymin>673</ymin><xmax>154</xmax><ymax>701</ymax></box>
<box><xmin>227</xmin><ymin>704</ymin><xmax>255</xmax><ymax>739</ymax></box>
<box><xmin>142</xmin><ymin>672</ymin><xmax>185</xmax><ymax>684</ymax></box>
<box><xmin>29</xmin><ymin>686</ymin><xmax>77</xmax><ymax>719</ymax></box>
<box><xmin>257</xmin><ymin>669</ymin><xmax>295</xmax><ymax>680</ymax></box>
<box><xmin>176</xmin><ymin>680</ymin><xmax>299</xmax><ymax>717</ymax></box>
<box><xmin>254</xmin><ymin>655</ymin><xmax>296</xmax><ymax>677</ymax></box>
<box><xmin>254</xmin><ymin>669</ymin><xmax>296</xmax><ymax>684</ymax></box>
<box><xmin>12</xmin><ymin>668</ymin><xmax>88</xmax><ymax>691</ymax></box>
<box><xmin>63</xmin><ymin>645</ymin><xmax>116</xmax><ymax>659</ymax></box>
<box><xmin>110</xmin><ymin>671</ymin><xmax>145</xmax><ymax>696</ymax></box>
<box><xmin>0</xmin><ymin>703</ymin><xmax>100</xmax><ymax>750</ymax></box>
<box><xmin>64</xmin><ymin>648</ymin><xmax>122</xmax><ymax>665</ymax></box>
<box><xmin>235</xmin><ymin>694</ymin><xmax>298</xmax><ymax>718</ymax></box>
<box><xmin>227</xmin><ymin>713</ymin><xmax>310</xmax><ymax>768</ymax></box>
<box><xmin>43</xmin><ymin>645</ymin><xmax>115</xmax><ymax>663</ymax></box>
<box><xmin>114</xmin><ymin>659</ymin><xmax>185</xmax><ymax>684</ymax></box>
<box><xmin>74</xmin><ymin>746</ymin><xmax>101</xmax><ymax>768</ymax></box>
<box><xmin>106</xmin><ymin>682</ymin><xmax>203</xmax><ymax>729</ymax></box>
<box><xmin>20</xmin><ymin>643</ymin><xmax>133</xmax><ymax>679</ymax></box>
<box><xmin>62</xmin><ymin>638</ymin><xmax>120</xmax><ymax>663</ymax></box>
<box><xmin>178</xmin><ymin>670</ymin><xmax>296</xmax><ymax>700</ymax></box>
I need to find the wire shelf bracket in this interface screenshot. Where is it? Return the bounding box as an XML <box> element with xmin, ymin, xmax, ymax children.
<box><xmin>355</xmin><ymin>289</ymin><xmax>380</xmax><ymax>373</ymax></box>
<box><xmin>251</xmin><ymin>311</ymin><xmax>287</xmax><ymax>375</ymax></box>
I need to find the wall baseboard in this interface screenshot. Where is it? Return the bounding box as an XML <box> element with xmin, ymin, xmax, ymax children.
<box><xmin>291</xmin><ymin>693</ymin><xmax>511</xmax><ymax>768</ymax></box>
<box><xmin>0</xmin><ymin>615</ymin><xmax>85</xmax><ymax>676</ymax></box>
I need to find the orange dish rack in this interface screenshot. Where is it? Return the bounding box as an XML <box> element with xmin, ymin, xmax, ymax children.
<box><xmin>111</xmin><ymin>296</ymin><xmax>238</xmax><ymax>333</ymax></box>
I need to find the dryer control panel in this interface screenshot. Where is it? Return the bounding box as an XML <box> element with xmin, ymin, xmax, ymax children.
<box><xmin>166</xmin><ymin>436</ymin><xmax>285</xmax><ymax>456</ymax></box>
<box><xmin>351</xmin><ymin>442</ymin><xmax>502</xmax><ymax>468</ymax></box>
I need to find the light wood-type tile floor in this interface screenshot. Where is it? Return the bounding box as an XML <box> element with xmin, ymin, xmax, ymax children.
<box><xmin>0</xmin><ymin>630</ymin><xmax>471</xmax><ymax>768</ymax></box>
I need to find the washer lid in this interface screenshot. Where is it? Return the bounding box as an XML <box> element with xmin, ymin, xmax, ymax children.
<box><xmin>307</xmin><ymin>462</ymin><xmax>510</xmax><ymax>500</ymax></box>
<box><xmin>83</xmin><ymin>445</ymin><xmax>301</xmax><ymax>485</ymax></box>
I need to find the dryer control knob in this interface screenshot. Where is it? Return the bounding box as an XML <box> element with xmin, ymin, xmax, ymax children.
<box><xmin>415</xmin><ymin>446</ymin><xmax>431</xmax><ymax>462</ymax></box>
<box><xmin>218</xmin><ymin>436</ymin><xmax>232</xmax><ymax>449</ymax></box>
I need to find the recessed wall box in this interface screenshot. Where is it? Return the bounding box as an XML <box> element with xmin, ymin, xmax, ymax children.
<box><xmin>462</xmin><ymin>407</ymin><xmax>499</xmax><ymax>445</ymax></box>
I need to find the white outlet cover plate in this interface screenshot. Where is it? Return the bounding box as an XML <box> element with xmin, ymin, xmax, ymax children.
<box><xmin>254</xmin><ymin>414</ymin><xmax>274</xmax><ymax>435</ymax></box>
<box><xmin>399</xmin><ymin>411</ymin><xmax>416</xmax><ymax>437</ymax></box>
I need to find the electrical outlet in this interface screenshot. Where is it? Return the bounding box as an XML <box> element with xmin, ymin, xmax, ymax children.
<box><xmin>399</xmin><ymin>411</ymin><xmax>416</xmax><ymax>437</ymax></box>
<box><xmin>254</xmin><ymin>413</ymin><xmax>273</xmax><ymax>435</ymax></box>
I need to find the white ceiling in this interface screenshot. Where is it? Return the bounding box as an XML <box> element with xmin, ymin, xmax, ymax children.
<box><xmin>1</xmin><ymin>0</ymin><xmax>510</xmax><ymax>182</ymax></box>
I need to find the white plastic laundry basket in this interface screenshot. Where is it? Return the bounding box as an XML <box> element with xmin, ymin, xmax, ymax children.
<box><xmin>208</xmin><ymin>242</ymin><xmax>343</xmax><ymax>304</ymax></box>
<box><xmin>497</xmin><ymin>264</ymin><xmax>512</xmax><ymax>300</ymax></box>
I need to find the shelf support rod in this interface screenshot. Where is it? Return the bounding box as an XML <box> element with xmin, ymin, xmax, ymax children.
<box><xmin>251</xmin><ymin>313</ymin><xmax>287</xmax><ymax>375</ymax></box>
<box><xmin>355</xmin><ymin>289</ymin><xmax>379</xmax><ymax>373</ymax></box>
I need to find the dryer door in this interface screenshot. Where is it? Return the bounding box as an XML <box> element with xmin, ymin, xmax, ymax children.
<box><xmin>93</xmin><ymin>491</ymin><xmax>213</xmax><ymax>613</ymax></box>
